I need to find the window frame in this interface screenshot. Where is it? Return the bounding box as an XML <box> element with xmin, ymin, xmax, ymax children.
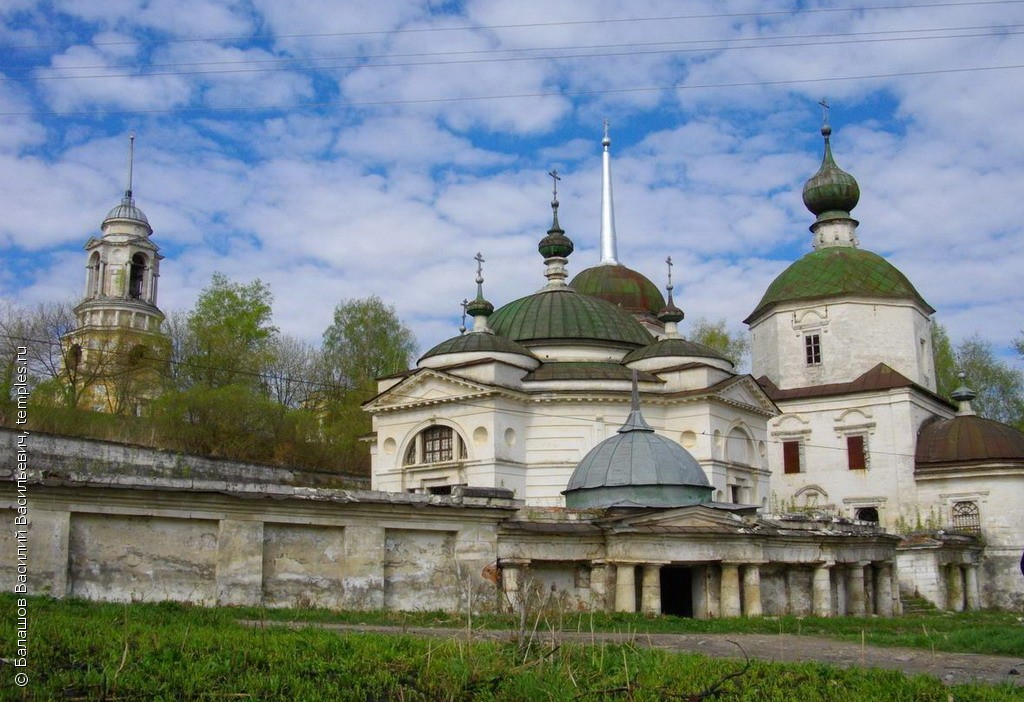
<box><xmin>804</xmin><ymin>333</ymin><xmax>822</xmax><ymax>365</ymax></box>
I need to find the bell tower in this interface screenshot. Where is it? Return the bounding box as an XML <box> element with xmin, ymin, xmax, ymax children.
<box><xmin>65</xmin><ymin>135</ymin><xmax>168</xmax><ymax>413</ymax></box>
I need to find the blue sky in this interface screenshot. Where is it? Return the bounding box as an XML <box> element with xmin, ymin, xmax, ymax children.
<box><xmin>2</xmin><ymin>0</ymin><xmax>1022</xmax><ymax>366</ymax></box>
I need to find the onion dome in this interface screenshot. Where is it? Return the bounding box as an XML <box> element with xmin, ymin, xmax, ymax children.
<box><xmin>465</xmin><ymin>252</ymin><xmax>495</xmax><ymax>321</ymax></box>
<box><xmin>564</xmin><ymin>376</ymin><xmax>713</xmax><ymax>509</ymax></box>
<box><xmin>490</xmin><ymin>175</ymin><xmax>654</xmax><ymax>349</ymax></box>
<box><xmin>802</xmin><ymin>121</ymin><xmax>860</xmax><ymax>222</ymax></box>
<box><xmin>571</xmin><ymin>265</ymin><xmax>666</xmax><ymax>317</ymax></box>
<box><xmin>744</xmin><ymin>248</ymin><xmax>933</xmax><ymax>324</ymax></box>
<box><xmin>538</xmin><ymin>201</ymin><xmax>574</xmax><ymax>259</ymax></box>
<box><xmin>657</xmin><ymin>255</ymin><xmax>684</xmax><ymax>327</ymax></box>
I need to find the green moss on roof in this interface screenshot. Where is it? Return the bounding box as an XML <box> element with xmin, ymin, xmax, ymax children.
<box><xmin>420</xmin><ymin>332</ymin><xmax>536</xmax><ymax>362</ymax></box>
<box><xmin>490</xmin><ymin>288</ymin><xmax>653</xmax><ymax>347</ymax></box>
<box><xmin>570</xmin><ymin>264</ymin><xmax>665</xmax><ymax>315</ymax></box>
<box><xmin>745</xmin><ymin>248</ymin><xmax>933</xmax><ymax>323</ymax></box>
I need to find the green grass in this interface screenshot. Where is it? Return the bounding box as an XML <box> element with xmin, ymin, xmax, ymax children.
<box><xmin>236</xmin><ymin>601</ymin><xmax>1024</xmax><ymax>657</ymax></box>
<box><xmin>2</xmin><ymin>596</ymin><xmax>1023</xmax><ymax>701</ymax></box>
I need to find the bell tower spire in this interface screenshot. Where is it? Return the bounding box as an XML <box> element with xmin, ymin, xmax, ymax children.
<box><xmin>600</xmin><ymin>119</ymin><xmax>619</xmax><ymax>265</ymax></box>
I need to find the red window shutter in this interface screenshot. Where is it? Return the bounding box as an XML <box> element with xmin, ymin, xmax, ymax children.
<box><xmin>783</xmin><ymin>441</ymin><xmax>801</xmax><ymax>474</ymax></box>
<box><xmin>847</xmin><ymin>435</ymin><xmax>866</xmax><ymax>470</ymax></box>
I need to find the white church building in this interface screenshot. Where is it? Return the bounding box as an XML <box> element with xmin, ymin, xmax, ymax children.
<box><xmin>366</xmin><ymin>118</ymin><xmax>1024</xmax><ymax>612</ymax></box>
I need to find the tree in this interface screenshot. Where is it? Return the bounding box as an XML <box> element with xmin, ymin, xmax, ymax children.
<box><xmin>182</xmin><ymin>273</ymin><xmax>278</xmax><ymax>389</ymax></box>
<box><xmin>932</xmin><ymin>322</ymin><xmax>1024</xmax><ymax>427</ymax></box>
<box><xmin>263</xmin><ymin>335</ymin><xmax>322</xmax><ymax>408</ymax></box>
<box><xmin>687</xmin><ymin>317</ymin><xmax>750</xmax><ymax>370</ymax></box>
<box><xmin>322</xmin><ymin>296</ymin><xmax>417</xmax><ymax>394</ymax></box>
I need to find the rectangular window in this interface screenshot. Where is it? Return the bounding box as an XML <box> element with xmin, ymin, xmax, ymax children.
<box><xmin>783</xmin><ymin>440</ymin><xmax>802</xmax><ymax>474</ymax></box>
<box><xmin>847</xmin><ymin>435</ymin><xmax>867</xmax><ymax>470</ymax></box>
<box><xmin>804</xmin><ymin>333</ymin><xmax>822</xmax><ymax>365</ymax></box>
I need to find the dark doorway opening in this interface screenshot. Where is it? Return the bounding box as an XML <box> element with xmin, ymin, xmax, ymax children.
<box><xmin>660</xmin><ymin>566</ymin><xmax>693</xmax><ymax>617</ymax></box>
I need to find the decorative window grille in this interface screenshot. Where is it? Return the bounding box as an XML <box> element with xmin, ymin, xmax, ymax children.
<box><xmin>951</xmin><ymin>501</ymin><xmax>981</xmax><ymax>534</ymax></box>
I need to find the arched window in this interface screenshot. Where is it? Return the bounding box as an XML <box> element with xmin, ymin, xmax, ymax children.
<box><xmin>403</xmin><ymin>425</ymin><xmax>467</xmax><ymax>465</ymax></box>
<box><xmin>86</xmin><ymin>252</ymin><xmax>101</xmax><ymax>297</ymax></box>
<box><xmin>855</xmin><ymin>507</ymin><xmax>879</xmax><ymax>523</ymax></box>
<box><xmin>951</xmin><ymin>501</ymin><xmax>981</xmax><ymax>534</ymax></box>
<box><xmin>129</xmin><ymin>253</ymin><xmax>146</xmax><ymax>299</ymax></box>
<box><xmin>68</xmin><ymin>344</ymin><xmax>83</xmax><ymax>371</ymax></box>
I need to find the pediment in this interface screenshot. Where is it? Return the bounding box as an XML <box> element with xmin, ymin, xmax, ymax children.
<box><xmin>364</xmin><ymin>368</ymin><xmax>497</xmax><ymax>413</ymax></box>
<box><xmin>712</xmin><ymin>376</ymin><xmax>778</xmax><ymax>416</ymax></box>
<box><xmin>605</xmin><ymin>504</ymin><xmax>748</xmax><ymax>531</ymax></box>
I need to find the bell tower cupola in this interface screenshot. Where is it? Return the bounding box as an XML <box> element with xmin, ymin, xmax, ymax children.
<box><xmin>76</xmin><ymin>133</ymin><xmax>165</xmax><ymax>334</ymax></box>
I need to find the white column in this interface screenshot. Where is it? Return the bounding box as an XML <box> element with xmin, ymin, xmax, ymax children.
<box><xmin>641</xmin><ymin>564</ymin><xmax>662</xmax><ymax>615</ymax></box>
<box><xmin>615</xmin><ymin>564</ymin><xmax>636</xmax><ymax>613</ymax></box>
<box><xmin>812</xmin><ymin>563</ymin><xmax>833</xmax><ymax>617</ymax></box>
<box><xmin>720</xmin><ymin>563</ymin><xmax>741</xmax><ymax>618</ymax></box>
<box><xmin>742</xmin><ymin>565</ymin><xmax>762</xmax><ymax>617</ymax></box>
<box><xmin>965</xmin><ymin>565</ymin><xmax>981</xmax><ymax>611</ymax></box>
<box><xmin>847</xmin><ymin>562</ymin><xmax>867</xmax><ymax>616</ymax></box>
<box><xmin>875</xmin><ymin>562</ymin><xmax>894</xmax><ymax>617</ymax></box>
<box><xmin>947</xmin><ymin>564</ymin><xmax>965</xmax><ymax>612</ymax></box>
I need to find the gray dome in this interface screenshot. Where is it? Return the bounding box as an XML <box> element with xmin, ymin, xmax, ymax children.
<box><xmin>564</xmin><ymin>406</ymin><xmax>713</xmax><ymax>509</ymax></box>
<box><xmin>104</xmin><ymin>194</ymin><xmax>150</xmax><ymax>228</ymax></box>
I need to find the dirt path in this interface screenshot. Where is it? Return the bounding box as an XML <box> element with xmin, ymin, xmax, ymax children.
<box><xmin>242</xmin><ymin>620</ymin><xmax>1024</xmax><ymax>688</ymax></box>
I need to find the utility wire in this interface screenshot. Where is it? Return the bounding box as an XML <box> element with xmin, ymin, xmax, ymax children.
<box><xmin>7</xmin><ymin>0</ymin><xmax>1022</xmax><ymax>51</ymax></box>
<box><xmin>2</xmin><ymin>62</ymin><xmax>1022</xmax><ymax>118</ymax></box>
<box><xmin>0</xmin><ymin>329</ymin><xmax>941</xmax><ymax>461</ymax></box>
<box><xmin>11</xmin><ymin>23</ymin><xmax>1020</xmax><ymax>78</ymax></box>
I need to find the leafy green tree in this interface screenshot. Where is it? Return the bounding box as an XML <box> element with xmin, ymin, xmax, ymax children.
<box><xmin>182</xmin><ymin>273</ymin><xmax>278</xmax><ymax>389</ymax></box>
<box><xmin>322</xmin><ymin>295</ymin><xmax>417</xmax><ymax>394</ymax></box>
<box><xmin>932</xmin><ymin>322</ymin><xmax>1024</xmax><ymax>427</ymax></box>
<box><xmin>687</xmin><ymin>317</ymin><xmax>750</xmax><ymax>370</ymax></box>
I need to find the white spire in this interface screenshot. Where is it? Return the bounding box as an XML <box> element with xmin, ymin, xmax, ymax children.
<box><xmin>600</xmin><ymin>119</ymin><xmax>619</xmax><ymax>265</ymax></box>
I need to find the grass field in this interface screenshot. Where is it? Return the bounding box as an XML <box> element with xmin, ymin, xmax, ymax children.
<box><xmin>2</xmin><ymin>595</ymin><xmax>1023</xmax><ymax>701</ymax></box>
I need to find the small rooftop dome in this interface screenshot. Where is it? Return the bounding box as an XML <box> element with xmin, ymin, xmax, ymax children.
<box><xmin>564</xmin><ymin>377</ymin><xmax>713</xmax><ymax>509</ymax></box>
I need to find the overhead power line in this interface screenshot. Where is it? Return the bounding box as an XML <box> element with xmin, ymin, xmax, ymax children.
<box><xmin>9</xmin><ymin>22</ymin><xmax>1018</xmax><ymax>76</ymax></box>
<box><xmin>12</xmin><ymin>24</ymin><xmax>1022</xmax><ymax>82</ymax></box>
<box><xmin>7</xmin><ymin>0</ymin><xmax>1022</xmax><ymax>51</ymax></box>
<box><xmin>2</xmin><ymin>62</ymin><xmax>1021</xmax><ymax>118</ymax></box>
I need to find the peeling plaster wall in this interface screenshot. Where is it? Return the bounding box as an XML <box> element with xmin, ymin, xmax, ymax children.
<box><xmin>69</xmin><ymin>513</ymin><xmax>219</xmax><ymax>604</ymax></box>
<box><xmin>384</xmin><ymin>529</ymin><xmax>459</xmax><ymax>611</ymax></box>
<box><xmin>262</xmin><ymin>523</ymin><xmax>347</xmax><ymax>609</ymax></box>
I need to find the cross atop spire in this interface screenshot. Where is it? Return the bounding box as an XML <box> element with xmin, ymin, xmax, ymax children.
<box><xmin>819</xmin><ymin>98</ymin><xmax>830</xmax><ymax>129</ymax></box>
<box><xmin>602</xmin><ymin>118</ymin><xmax>611</xmax><ymax>149</ymax></box>
<box><xmin>548</xmin><ymin>169</ymin><xmax>560</xmax><ymax>204</ymax></box>
<box><xmin>459</xmin><ymin>299</ymin><xmax>468</xmax><ymax>334</ymax></box>
<box><xmin>666</xmin><ymin>255</ymin><xmax>674</xmax><ymax>291</ymax></box>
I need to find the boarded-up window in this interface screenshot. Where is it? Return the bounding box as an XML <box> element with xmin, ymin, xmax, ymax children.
<box><xmin>783</xmin><ymin>440</ymin><xmax>801</xmax><ymax>474</ymax></box>
<box><xmin>847</xmin><ymin>435</ymin><xmax>867</xmax><ymax>470</ymax></box>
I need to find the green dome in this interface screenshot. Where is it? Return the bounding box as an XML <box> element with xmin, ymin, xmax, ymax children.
<box><xmin>802</xmin><ymin>126</ymin><xmax>860</xmax><ymax>220</ymax></box>
<box><xmin>420</xmin><ymin>331</ymin><xmax>536</xmax><ymax>362</ymax></box>
<box><xmin>623</xmin><ymin>337</ymin><xmax>731</xmax><ymax>365</ymax></box>
<box><xmin>490</xmin><ymin>288</ymin><xmax>653</xmax><ymax>347</ymax></box>
<box><xmin>745</xmin><ymin>248</ymin><xmax>933</xmax><ymax>323</ymax></box>
<box><xmin>570</xmin><ymin>264</ymin><xmax>665</xmax><ymax>315</ymax></box>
